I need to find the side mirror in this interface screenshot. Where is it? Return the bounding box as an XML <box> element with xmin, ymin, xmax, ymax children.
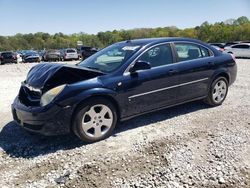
<box><xmin>129</xmin><ymin>60</ymin><xmax>151</xmax><ymax>73</ymax></box>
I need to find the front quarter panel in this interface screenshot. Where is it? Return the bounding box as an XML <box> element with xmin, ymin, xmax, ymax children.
<box><xmin>56</xmin><ymin>85</ymin><xmax>118</xmax><ymax>109</ymax></box>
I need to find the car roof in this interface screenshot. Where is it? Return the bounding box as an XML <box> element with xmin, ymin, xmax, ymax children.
<box><xmin>1</xmin><ymin>51</ymin><xmax>13</xmax><ymax>54</ymax></box>
<box><xmin>119</xmin><ymin>37</ymin><xmax>207</xmax><ymax>45</ymax></box>
<box><xmin>231</xmin><ymin>43</ymin><xmax>250</xmax><ymax>47</ymax></box>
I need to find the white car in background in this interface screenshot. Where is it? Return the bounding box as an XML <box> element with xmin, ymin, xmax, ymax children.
<box><xmin>61</xmin><ymin>48</ymin><xmax>79</xmax><ymax>61</ymax></box>
<box><xmin>224</xmin><ymin>43</ymin><xmax>250</xmax><ymax>58</ymax></box>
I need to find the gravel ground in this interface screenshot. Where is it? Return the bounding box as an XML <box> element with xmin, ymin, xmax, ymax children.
<box><xmin>0</xmin><ymin>60</ymin><xmax>249</xmax><ymax>188</ymax></box>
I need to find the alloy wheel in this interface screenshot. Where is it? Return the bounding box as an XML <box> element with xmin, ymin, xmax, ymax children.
<box><xmin>82</xmin><ymin>104</ymin><xmax>113</xmax><ymax>138</ymax></box>
<box><xmin>212</xmin><ymin>80</ymin><xmax>227</xmax><ymax>103</ymax></box>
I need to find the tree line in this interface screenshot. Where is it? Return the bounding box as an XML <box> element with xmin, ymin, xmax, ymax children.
<box><xmin>0</xmin><ymin>16</ymin><xmax>249</xmax><ymax>51</ymax></box>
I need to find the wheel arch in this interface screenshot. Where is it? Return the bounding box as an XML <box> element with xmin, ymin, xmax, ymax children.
<box><xmin>214</xmin><ymin>72</ymin><xmax>230</xmax><ymax>83</ymax></box>
<box><xmin>70</xmin><ymin>94</ymin><xmax>121</xmax><ymax>132</ymax></box>
<box><xmin>208</xmin><ymin>71</ymin><xmax>230</xmax><ymax>92</ymax></box>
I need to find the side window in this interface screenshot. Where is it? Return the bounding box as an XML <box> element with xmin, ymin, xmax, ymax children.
<box><xmin>232</xmin><ymin>45</ymin><xmax>249</xmax><ymax>49</ymax></box>
<box><xmin>232</xmin><ymin>45</ymin><xmax>241</xmax><ymax>49</ymax></box>
<box><xmin>200</xmin><ymin>47</ymin><xmax>210</xmax><ymax>57</ymax></box>
<box><xmin>138</xmin><ymin>44</ymin><xmax>173</xmax><ymax>68</ymax></box>
<box><xmin>175</xmin><ymin>43</ymin><xmax>210</xmax><ymax>61</ymax></box>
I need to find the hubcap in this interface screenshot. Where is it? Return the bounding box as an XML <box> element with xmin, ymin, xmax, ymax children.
<box><xmin>212</xmin><ymin>80</ymin><xmax>227</xmax><ymax>103</ymax></box>
<box><xmin>82</xmin><ymin>104</ymin><xmax>113</xmax><ymax>138</ymax></box>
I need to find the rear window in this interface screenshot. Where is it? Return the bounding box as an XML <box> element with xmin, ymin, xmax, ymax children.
<box><xmin>2</xmin><ymin>52</ymin><xmax>13</xmax><ymax>57</ymax></box>
<box><xmin>81</xmin><ymin>47</ymin><xmax>92</xmax><ymax>50</ymax></box>
<box><xmin>47</xmin><ymin>50</ymin><xmax>59</xmax><ymax>53</ymax></box>
<box><xmin>66</xmin><ymin>49</ymin><xmax>76</xmax><ymax>53</ymax></box>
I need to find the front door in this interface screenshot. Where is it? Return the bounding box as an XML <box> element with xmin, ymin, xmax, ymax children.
<box><xmin>116</xmin><ymin>44</ymin><xmax>180</xmax><ymax>118</ymax></box>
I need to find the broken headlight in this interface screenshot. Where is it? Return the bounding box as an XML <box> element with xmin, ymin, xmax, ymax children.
<box><xmin>40</xmin><ymin>84</ymin><xmax>66</xmax><ymax>106</ymax></box>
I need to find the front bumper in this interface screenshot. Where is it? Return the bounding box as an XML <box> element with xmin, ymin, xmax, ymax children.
<box><xmin>65</xmin><ymin>55</ymin><xmax>78</xmax><ymax>60</ymax></box>
<box><xmin>11</xmin><ymin>97</ymin><xmax>73</xmax><ymax>136</ymax></box>
<box><xmin>24</xmin><ymin>57</ymin><xmax>40</xmax><ymax>63</ymax></box>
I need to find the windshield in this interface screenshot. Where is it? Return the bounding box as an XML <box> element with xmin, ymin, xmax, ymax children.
<box><xmin>26</xmin><ymin>51</ymin><xmax>38</xmax><ymax>56</ymax></box>
<box><xmin>78</xmin><ymin>43</ymin><xmax>142</xmax><ymax>73</ymax></box>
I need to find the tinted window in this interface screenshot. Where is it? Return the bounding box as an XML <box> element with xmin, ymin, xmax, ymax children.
<box><xmin>66</xmin><ymin>49</ymin><xmax>76</xmax><ymax>53</ymax></box>
<box><xmin>232</xmin><ymin>45</ymin><xmax>249</xmax><ymax>49</ymax></box>
<box><xmin>81</xmin><ymin>47</ymin><xmax>91</xmax><ymax>51</ymax></box>
<box><xmin>175</xmin><ymin>43</ymin><xmax>209</xmax><ymax>61</ymax></box>
<box><xmin>2</xmin><ymin>52</ymin><xmax>13</xmax><ymax>58</ymax></box>
<box><xmin>138</xmin><ymin>44</ymin><xmax>173</xmax><ymax>68</ymax></box>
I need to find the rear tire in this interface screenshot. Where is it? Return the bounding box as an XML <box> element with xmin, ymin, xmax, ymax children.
<box><xmin>204</xmin><ymin>77</ymin><xmax>228</xmax><ymax>106</ymax></box>
<box><xmin>72</xmin><ymin>98</ymin><xmax>117</xmax><ymax>143</ymax></box>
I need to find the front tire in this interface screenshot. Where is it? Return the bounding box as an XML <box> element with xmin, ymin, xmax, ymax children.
<box><xmin>73</xmin><ymin>98</ymin><xmax>117</xmax><ymax>143</ymax></box>
<box><xmin>205</xmin><ymin>77</ymin><xmax>228</xmax><ymax>106</ymax></box>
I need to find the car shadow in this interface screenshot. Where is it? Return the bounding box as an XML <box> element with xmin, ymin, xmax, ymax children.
<box><xmin>0</xmin><ymin>100</ymin><xmax>210</xmax><ymax>159</ymax></box>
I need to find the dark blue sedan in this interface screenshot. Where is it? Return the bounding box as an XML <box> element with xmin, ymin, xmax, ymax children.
<box><xmin>12</xmin><ymin>38</ymin><xmax>237</xmax><ymax>142</ymax></box>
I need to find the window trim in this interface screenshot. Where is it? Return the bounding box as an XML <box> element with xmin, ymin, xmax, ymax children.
<box><xmin>123</xmin><ymin>41</ymin><xmax>214</xmax><ymax>75</ymax></box>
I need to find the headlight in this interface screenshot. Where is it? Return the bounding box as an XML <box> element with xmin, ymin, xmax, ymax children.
<box><xmin>40</xmin><ymin>84</ymin><xmax>66</xmax><ymax>106</ymax></box>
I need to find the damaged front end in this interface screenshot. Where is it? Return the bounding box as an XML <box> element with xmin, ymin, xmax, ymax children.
<box><xmin>12</xmin><ymin>63</ymin><xmax>104</xmax><ymax>135</ymax></box>
<box><xmin>18</xmin><ymin>63</ymin><xmax>104</xmax><ymax>107</ymax></box>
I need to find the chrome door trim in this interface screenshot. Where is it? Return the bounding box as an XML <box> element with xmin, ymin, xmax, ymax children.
<box><xmin>128</xmin><ymin>77</ymin><xmax>209</xmax><ymax>99</ymax></box>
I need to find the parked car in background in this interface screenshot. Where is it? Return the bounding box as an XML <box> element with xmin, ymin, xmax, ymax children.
<box><xmin>240</xmin><ymin>40</ymin><xmax>250</xmax><ymax>43</ymax></box>
<box><xmin>23</xmin><ymin>51</ymin><xmax>40</xmax><ymax>63</ymax></box>
<box><xmin>209</xmin><ymin>43</ymin><xmax>225</xmax><ymax>49</ymax></box>
<box><xmin>210</xmin><ymin>45</ymin><xmax>224</xmax><ymax>53</ymax></box>
<box><xmin>224</xmin><ymin>43</ymin><xmax>250</xmax><ymax>58</ymax></box>
<box><xmin>78</xmin><ymin>46</ymin><xmax>98</xmax><ymax>60</ymax></box>
<box><xmin>19</xmin><ymin>50</ymin><xmax>30</xmax><ymax>58</ymax></box>
<box><xmin>44</xmin><ymin>50</ymin><xmax>61</xmax><ymax>61</ymax></box>
<box><xmin>61</xmin><ymin>48</ymin><xmax>79</xmax><ymax>61</ymax></box>
<box><xmin>12</xmin><ymin>37</ymin><xmax>237</xmax><ymax>142</ymax></box>
<box><xmin>224</xmin><ymin>42</ymin><xmax>240</xmax><ymax>47</ymax></box>
<box><xmin>38</xmin><ymin>50</ymin><xmax>46</xmax><ymax>61</ymax></box>
<box><xmin>0</xmin><ymin>51</ymin><xmax>19</xmax><ymax>65</ymax></box>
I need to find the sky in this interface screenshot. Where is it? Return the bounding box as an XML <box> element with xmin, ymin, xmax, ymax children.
<box><xmin>0</xmin><ymin>0</ymin><xmax>249</xmax><ymax>36</ymax></box>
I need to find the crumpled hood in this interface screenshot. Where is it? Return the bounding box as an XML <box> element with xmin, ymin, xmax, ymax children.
<box><xmin>25</xmin><ymin>63</ymin><xmax>104</xmax><ymax>91</ymax></box>
<box><xmin>26</xmin><ymin>63</ymin><xmax>64</xmax><ymax>88</ymax></box>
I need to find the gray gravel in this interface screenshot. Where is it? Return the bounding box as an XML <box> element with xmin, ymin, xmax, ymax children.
<box><xmin>0</xmin><ymin>60</ymin><xmax>249</xmax><ymax>188</ymax></box>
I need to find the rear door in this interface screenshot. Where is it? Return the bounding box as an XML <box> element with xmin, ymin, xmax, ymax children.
<box><xmin>173</xmin><ymin>42</ymin><xmax>214</xmax><ymax>102</ymax></box>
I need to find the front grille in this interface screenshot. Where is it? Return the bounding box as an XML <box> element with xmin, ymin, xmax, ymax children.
<box><xmin>26</xmin><ymin>58</ymin><xmax>39</xmax><ymax>62</ymax></box>
<box><xmin>23</xmin><ymin>123</ymin><xmax>44</xmax><ymax>131</ymax></box>
<box><xmin>19</xmin><ymin>86</ymin><xmax>41</xmax><ymax>106</ymax></box>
